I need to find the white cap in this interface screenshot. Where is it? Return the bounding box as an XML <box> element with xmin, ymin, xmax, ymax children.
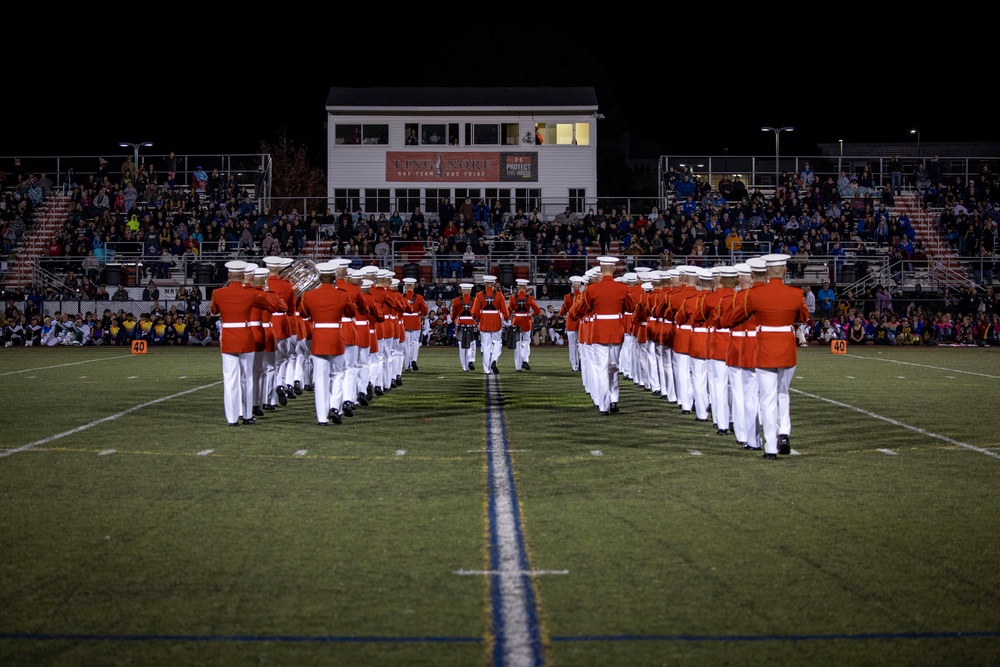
<box><xmin>361</xmin><ymin>279</ymin><xmax>374</xmax><ymax>288</ymax></box>
<box><xmin>734</xmin><ymin>263</ymin><xmax>751</xmax><ymax>276</ymax></box>
<box><xmin>747</xmin><ymin>257</ymin><xmax>767</xmax><ymax>271</ymax></box>
<box><xmin>641</xmin><ymin>281</ymin><xmax>654</xmax><ymax>291</ymax></box>
<box><xmin>667</xmin><ymin>269</ymin><xmax>681</xmax><ymax>279</ymax></box>
<box><xmin>280</xmin><ymin>257</ymin><xmax>294</xmax><ymax>268</ymax></box>
<box><xmin>569</xmin><ymin>275</ymin><xmax>584</xmax><ymax>283</ymax></box>
<box><xmin>361</xmin><ymin>265</ymin><xmax>380</xmax><ymax>275</ymax></box>
<box><xmin>459</xmin><ymin>283</ymin><xmax>473</xmax><ymax>290</ymax></box>
<box><xmin>253</xmin><ymin>267</ymin><xmax>269</xmax><ymax>278</ymax></box>
<box><xmin>697</xmin><ymin>267</ymin><xmax>714</xmax><ymax>280</ymax></box>
<box><xmin>483</xmin><ymin>275</ymin><xmax>498</xmax><ymax>283</ymax></box>
<box><xmin>262</xmin><ymin>256</ymin><xmax>284</xmax><ymax>268</ymax></box>
<box><xmin>403</xmin><ymin>277</ymin><xmax>417</xmax><ymax>284</ymax></box>
<box><xmin>646</xmin><ymin>271</ymin><xmax>662</xmax><ymax>281</ymax></box>
<box><xmin>719</xmin><ymin>266</ymin><xmax>739</xmax><ymax>278</ymax></box>
<box><xmin>711</xmin><ymin>265</ymin><xmax>723</xmax><ymax>275</ymax></box>
<box><xmin>316</xmin><ymin>262</ymin><xmax>337</xmax><ymax>275</ymax></box>
<box><xmin>242</xmin><ymin>263</ymin><xmax>258</xmax><ymax>275</ymax></box>
<box><xmin>623</xmin><ymin>272</ymin><xmax>638</xmax><ymax>282</ymax></box>
<box><xmin>762</xmin><ymin>253</ymin><xmax>791</xmax><ymax>267</ymax></box>
<box><xmin>597</xmin><ymin>256</ymin><xmax>619</xmax><ymax>266</ymax></box>
<box><xmin>680</xmin><ymin>265</ymin><xmax>700</xmax><ymax>276</ymax></box>
<box><xmin>516</xmin><ymin>278</ymin><xmax>529</xmax><ymax>286</ymax></box>
<box><xmin>331</xmin><ymin>258</ymin><xmax>352</xmax><ymax>269</ymax></box>
<box><xmin>225</xmin><ymin>260</ymin><xmax>247</xmax><ymax>272</ymax></box>
<box><xmin>377</xmin><ymin>269</ymin><xmax>394</xmax><ymax>279</ymax></box>
<box><xmin>634</xmin><ymin>266</ymin><xmax>652</xmax><ymax>274</ymax></box>
<box><xmin>391</xmin><ymin>278</ymin><xmax>400</xmax><ymax>287</ymax></box>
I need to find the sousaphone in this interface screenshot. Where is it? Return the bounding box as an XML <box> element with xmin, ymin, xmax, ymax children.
<box><xmin>280</xmin><ymin>258</ymin><xmax>321</xmax><ymax>298</ymax></box>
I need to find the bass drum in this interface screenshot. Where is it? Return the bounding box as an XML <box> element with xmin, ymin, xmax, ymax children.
<box><xmin>459</xmin><ymin>325</ymin><xmax>474</xmax><ymax>349</ymax></box>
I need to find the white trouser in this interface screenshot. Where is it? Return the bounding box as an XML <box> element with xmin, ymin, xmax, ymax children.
<box><xmin>377</xmin><ymin>338</ymin><xmax>391</xmax><ymax>387</ymax></box>
<box><xmin>252</xmin><ymin>350</ymin><xmax>265</xmax><ymax>407</ymax></box>
<box><xmin>263</xmin><ymin>350</ymin><xmax>276</xmax><ymax>405</ymax></box>
<box><xmin>620</xmin><ymin>333</ymin><xmax>635</xmax><ymax>378</ymax></box>
<box><xmin>514</xmin><ymin>329</ymin><xmax>531</xmax><ymax>370</ymax></box>
<box><xmin>692</xmin><ymin>356</ymin><xmax>710</xmax><ymax>420</ymax></box>
<box><xmin>644</xmin><ymin>340</ymin><xmax>659</xmax><ymax>392</ymax></box>
<box><xmin>391</xmin><ymin>336</ymin><xmax>404</xmax><ymax>378</ymax></box>
<box><xmin>708</xmin><ymin>359</ymin><xmax>730</xmax><ymax>430</ymax></box>
<box><xmin>221</xmin><ymin>351</ymin><xmax>254</xmax><ymax>424</ymax></box>
<box><xmin>675</xmin><ymin>352</ymin><xmax>693</xmax><ymax>411</ymax></box>
<box><xmin>589</xmin><ymin>343</ymin><xmax>621</xmax><ymax>413</ymax></box>
<box><xmin>727</xmin><ymin>365</ymin><xmax>746</xmax><ymax>443</ymax></box>
<box><xmin>567</xmin><ymin>330</ymin><xmax>579</xmax><ymax>371</ymax></box>
<box><xmin>480</xmin><ymin>330</ymin><xmax>502</xmax><ymax>373</ymax></box>
<box><xmin>275</xmin><ymin>336</ymin><xmax>295</xmax><ymax>389</ymax></box>
<box><xmin>356</xmin><ymin>347</ymin><xmax>371</xmax><ymax>395</ymax></box>
<box><xmin>757</xmin><ymin>365</ymin><xmax>796</xmax><ymax>454</ymax></box>
<box><xmin>341</xmin><ymin>345</ymin><xmax>359</xmax><ymax>406</ymax></box>
<box><xmin>312</xmin><ymin>353</ymin><xmax>346</xmax><ymax>423</ymax></box>
<box><xmin>658</xmin><ymin>343</ymin><xmax>676</xmax><ymax>402</ymax></box>
<box><xmin>741</xmin><ymin>367</ymin><xmax>761</xmax><ymax>449</ymax></box>
<box><xmin>405</xmin><ymin>329</ymin><xmax>421</xmax><ymax>367</ymax></box>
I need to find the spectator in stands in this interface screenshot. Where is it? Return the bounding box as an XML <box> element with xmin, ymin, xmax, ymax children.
<box><xmin>817</xmin><ymin>280</ymin><xmax>835</xmax><ymax>319</ymax></box>
<box><xmin>142</xmin><ymin>280</ymin><xmax>160</xmax><ymax>302</ymax></box>
<box><xmin>675</xmin><ymin>173</ymin><xmax>696</xmax><ymax>201</ymax></box>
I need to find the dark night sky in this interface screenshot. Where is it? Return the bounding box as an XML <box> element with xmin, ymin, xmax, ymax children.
<box><xmin>8</xmin><ymin>50</ymin><xmax>992</xmax><ymax>164</ymax></box>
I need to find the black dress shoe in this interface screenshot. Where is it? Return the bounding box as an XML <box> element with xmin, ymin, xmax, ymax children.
<box><xmin>253</xmin><ymin>406</ymin><xmax>264</xmax><ymax>417</ymax></box>
<box><xmin>304</xmin><ymin>384</ymin><xmax>314</xmax><ymax>392</ymax></box>
<box><xmin>285</xmin><ymin>385</ymin><xmax>298</xmax><ymax>399</ymax></box>
<box><xmin>778</xmin><ymin>434</ymin><xmax>791</xmax><ymax>456</ymax></box>
<box><xmin>717</xmin><ymin>428</ymin><xmax>729</xmax><ymax>436</ymax></box>
<box><xmin>396</xmin><ymin>375</ymin><xmax>403</xmax><ymax>386</ymax></box>
<box><xmin>743</xmin><ymin>444</ymin><xmax>762</xmax><ymax>451</ymax></box>
<box><xmin>262</xmin><ymin>404</ymin><xmax>276</xmax><ymax>411</ymax></box>
<box><xmin>374</xmin><ymin>386</ymin><xmax>384</xmax><ymax>396</ymax></box>
<box><xmin>469</xmin><ymin>362</ymin><xmax>475</xmax><ymax>371</ymax></box>
<box><xmin>681</xmin><ymin>410</ymin><xmax>691</xmax><ymax>415</ymax></box>
<box><xmin>610</xmin><ymin>403</ymin><xmax>619</xmax><ymax>414</ymax></box>
<box><xmin>695</xmin><ymin>417</ymin><xmax>709</xmax><ymax>422</ymax></box>
<box><xmin>763</xmin><ymin>453</ymin><xmax>777</xmax><ymax>460</ymax></box>
<box><xmin>328</xmin><ymin>409</ymin><xmax>343</xmax><ymax>425</ymax></box>
<box><xmin>411</xmin><ymin>361</ymin><xmax>418</xmax><ymax>371</ymax></box>
<box><xmin>294</xmin><ymin>381</ymin><xmax>303</xmax><ymax>395</ymax></box>
<box><xmin>342</xmin><ymin>403</ymin><xmax>354</xmax><ymax>418</ymax></box>
<box><xmin>652</xmin><ymin>390</ymin><xmax>661</xmax><ymax>396</ymax></box>
<box><xmin>228</xmin><ymin>422</ymin><xmax>239</xmax><ymax>427</ymax></box>
<box><xmin>276</xmin><ymin>386</ymin><xmax>288</xmax><ymax>406</ymax></box>
<box><xmin>600</xmin><ymin>410</ymin><xmax>610</xmax><ymax>416</ymax></box>
<box><xmin>491</xmin><ymin>361</ymin><xmax>499</xmax><ymax>374</ymax></box>
<box><xmin>317</xmin><ymin>421</ymin><xmax>328</xmax><ymax>426</ymax></box>
<box><xmin>522</xmin><ymin>362</ymin><xmax>531</xmax><ymax>371</ymax></box>
<box><xmin>242</xmin><ymin>417</ymin><xmax>257</xmax><ymax>425</ymax></box>
<box><xmin>390</xmin><ymin>378</ymin><xmax>399</xmax><ymax>389</ymax></box>
<box><xmin>357</xmin><ymin>392</ymin><xmax>369</xmax><ymax>407</ymax></box>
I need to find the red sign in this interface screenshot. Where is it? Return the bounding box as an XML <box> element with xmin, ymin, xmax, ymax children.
<box><xmin>385</xmin><ymin>151</ymin><xmax>537</xmax><ymax>183</ymax></box>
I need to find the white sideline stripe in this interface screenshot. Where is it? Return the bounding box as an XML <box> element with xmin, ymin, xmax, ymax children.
<box><xmin>197</xmin><ymin>450</ymin><xmax>213</xmax><ymax>456</ymax></box>
<box><xmin>486</xmin><ymin>377</ymin><xmax>542</xmax><ymax>667</ymax></box>
<box><xmin>847</xmin><ymin>354</ymin><xmax>1000</xmax><ymax>379</ymax></box>
<box><xmin>878</xmin><ymin>448</ymin><xmax>898</xmax><ymax>455</ymax></box>
<box><xmin>1</xmin><ymin>382</ymin><xmax>222</xmax><ymax>459</ymax></box>
<box><xmin>0</xmin><ymin>354</ymin><xmax>133</xmax><ymax>377</ymax></box>
<box><xmin>792</xmin><ymin>388</ymin><xmax>1000</xmax><ymax>460</ymax></box>
<box><xmin>454</xmin><ymin>569</ymin><xmax>569</xmax><ymax>576</ymax></box>
<box><xmin>98</xmin><ymin>449</ymin><xmax>116</xmax><ymax>456</ymax></box>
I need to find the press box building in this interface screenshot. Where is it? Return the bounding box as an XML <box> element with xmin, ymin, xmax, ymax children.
<box><xmin>324</xmin><ymin>86</ymin><xmax>600</xmax><ymax>222</ymax></box>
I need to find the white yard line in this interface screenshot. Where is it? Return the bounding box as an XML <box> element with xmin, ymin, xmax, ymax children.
<box><xmin>791</xmin><ymin>387</ymin><xmax>1000</xmax><ymax>460</ymax></box>
<box><xmin>846</xmin><ymin>354</ymin><xmax>1000</xmax><ymax>379</ymax></box>
<box><xmin>0</xmin><ymin>354</ymin><xmax>133</xmax><ymax>377</ymax></box>
<box><xmin>1</xmin><ymin>382</ymin><xmax>222</xmax><ymax>459</ymax></box>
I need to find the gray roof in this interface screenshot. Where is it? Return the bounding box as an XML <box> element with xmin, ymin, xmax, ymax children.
<box><xmin>326</xmin><ymin>87</ymin><xmax>598</xmax><ymax>111</ymax></box>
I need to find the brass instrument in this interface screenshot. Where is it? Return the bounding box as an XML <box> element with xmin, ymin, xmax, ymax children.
<box><xmin>280</xmin><ymin>258</ymin><xmax>321</xmax><ymax>299</ymax></box>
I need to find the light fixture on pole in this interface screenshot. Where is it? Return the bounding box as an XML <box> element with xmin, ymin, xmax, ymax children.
<box><xmin>119</xmin><ymin>141</ymin><xmax>153</xmax><ymax>179</ymax></box>
<box><xmin>761</xmin><ymin>126</ymin><xmax>793</xmax><ymax>188</ymax></box>
<box><xmin>838</xmin><ymin>139</ymin><xmax>843</xmax><ymax>174</ymax></box>
<box><xmin>910</xmin><ymin>129</ymin><xmax>920</xmax><ymax>157</ymax></box>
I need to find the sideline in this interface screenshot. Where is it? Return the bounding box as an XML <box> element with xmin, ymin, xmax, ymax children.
<box><xmin>791</xmin><ymin>387</ymin><xmax>1000</xmax><ymax>460</ymax></box>
<box><xmin>845</xmin><ymin>353</ymin><xmax>1000</xmax><ymax>380</ymax></box>
<box><xmin>483</xmin><ymin>374</ymin><xmax>547</xmax><ymax>666</ymax></box>
<box><xmin>0</xmin><ymin>382</ymin><xmax>222</xmax><ymax>459</ymax></box>
<box><xmin>0</xmin><ymin>354</ymin><xmax>134</xmax><ymax>377</ymax></box>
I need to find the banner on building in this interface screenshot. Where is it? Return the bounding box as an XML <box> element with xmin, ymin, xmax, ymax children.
<box><xmin>386</xmin><ymin>152</ymin><xmax>538</xmax><ymax>182</ymax></box>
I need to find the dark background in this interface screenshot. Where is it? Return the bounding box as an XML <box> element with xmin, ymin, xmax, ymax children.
<box><xmin>8</xmin><ymin>50</ymin><xmax>991</xmax><ymax>163</ymax></box>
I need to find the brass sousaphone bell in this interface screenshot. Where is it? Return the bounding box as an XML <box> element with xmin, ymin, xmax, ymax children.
<box><xmin>280</xmin><ymin>258</ymin><xmax>321</xmax><ymax>299</ymax></box>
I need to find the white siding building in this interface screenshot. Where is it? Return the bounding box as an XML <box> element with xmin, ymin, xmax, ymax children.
<box><xmin>325</xmin><ymin>87</ymin><xmax>600</xmax><ymax>222</ymax></box>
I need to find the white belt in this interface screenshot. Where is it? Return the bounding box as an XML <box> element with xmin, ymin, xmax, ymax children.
<box><xmin>595</xmin><ymin>314</ymin><xmax>621</xmax><ymax>320</ymax></box>
<box><xmin>715</xmin><ymin>328</ymin><xmax>730</xmax><ymax>333</ymax></box>
<box><xmin>624</xmin><ymin>311</ymin><xmax>633</xmax><ymax>316</ymax></box>
<box><xmin>680</xmin><ymin>325</ymin><xmax>693</xmax><ymax>330</ymax></box>
<box><xmin>746</xmin><ymin>331</ymin><xmax>757</xmax><ymax>337</ymax></box>
<box><xmin>261</xmin><ymin>323</ymin><xmax>272</xmax><ymax>328</ymax></box>
<box><xmin>342</xmin><ymin>317</ymin><xmax>353</xmax><ymax>323</ymax></box>
<box><xmin>663</xmin><ymin>319</ymin><xmax>673</xmax><ymax>324</ymax></box>
<box><xmin>482</xmin><ymin>309</ymin><xmax>498</xmax><ymax>313</ymax></box>
<box><xmin>650</xmin><ymin>317</ymin><xmax>661</xmax><ymax>322</ymax></box>
<box><xmin>731</xmin><ymin>331</ymin><xmax>746</xmax><ymax>337</ymax></box>
<box><xmin>639</xmin><ymin>322</ymin><xmax>648</xmax><ymax>326</ymax></box>
<box><xmin>222</xmin><ymin>323</ymin><xmax>247</xmax><ymax>328</ymax></box>
<box><xmin>355</xmin><ymin>320</ymin><xmax>368</xmax><ymax>325</ymax></box>
<box><xmin>248</xmin><ymin>321</ymin><xmax>262</xmax><ymax>326</ymax></box>
<box><xmin>694</xmin><ymin>327</ymin><xmax>709</xmax><ymax>333</ymax></box>
<box><xmin>271</xmin><ymin>313</ymin><xmax>285</xmax><ymax>317</ymax></box>
<box><xmin>314</xmin><ymin>323</ymin><xmax>342</xmax><ymax>329</ymax></box>
<box><xmin>759</xmin><ymin>325</ymin><xmax>793</xmax><ymax>332</ymax></box>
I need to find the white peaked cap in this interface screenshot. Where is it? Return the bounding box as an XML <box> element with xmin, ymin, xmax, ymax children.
<box><xmin>516</xmin><ymin>279</ymin><xmax>529</xmax><ymax>285</ymax></box>
<box><xmin>483</xmin><ymin>275</ymin><xmax>498</xmax><ymax>282</ymax></box>
<box><xmin>316</xmin><ymin>262</ymin><xmax>337</xmax><ymax>275</ymax></box>
<box><xmin>242</xmin><ymin>263</ymin><xmax>258</xmax><ymax>275</ymax></box>
<box><xmin>263</xmin><ymin>256</ymin><xmax>284</xmax><ymax>268</ymax></box>
<box><xmin>253</xmin><ymin>268</ymin><xmax>269</xmax><ymax>278</ymax></box>
<box><xmin>747</xmin><ymin>257</ymin><xmax>767</xmax><ymax>271</ymax></box>
<box><xmin>641</xmin><ymin>282</ymin><xmax>653</xmax><ymax>291</ymax></box>
<box><xmin>459</xmin><ymin>283</ymin><xmax>473</xmax><ymax>290</ymax></box>
<box><xmin>762</xmin><ymin>253</ymin><xmax>791</xmax><ymax>267</ymax></box>
<box><xmin>225</xmin><ymin>260</ymin><xmax>247</xmax><ymax>272</ymax></box>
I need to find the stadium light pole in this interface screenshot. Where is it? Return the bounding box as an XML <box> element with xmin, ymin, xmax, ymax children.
<box><xmin>839</xmin><ymin>139</ymin><xmax>843</xmax><ymax>175</ymax></box>
<box><xmin>910</xmin><ymin>129</ymin><xmax>920</xmax><ymax>157</ymax></box>
<box><xmin>761</xmin><ymin>126</ymin><xmax>793</xmax><ymax>189</ymax></box>
<box><xmin>119</xmin><ymin>141</ymin><xmax>153</xmax><ymax>176</ymax></box>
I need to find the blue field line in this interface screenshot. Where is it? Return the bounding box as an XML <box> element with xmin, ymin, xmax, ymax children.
<box><xmin>0</xmin><ymin>633</ymin><xmax>480</xmax><ymax>643</ymax></box>
<box><xmin>485</xmin><ymin>374</ymin><xmax>546</xmax><ymax>667</ymax></box>
<box><xmin>552</xmin><ymin>630</ymin><xmax>1000</xmax><ymax>642</ymax></box>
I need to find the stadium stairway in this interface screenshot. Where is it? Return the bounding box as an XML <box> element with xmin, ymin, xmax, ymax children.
<box><xmin>6</xmin><ymin>193</ymin><xmax>72</xmax><ymax>288</ymax></box>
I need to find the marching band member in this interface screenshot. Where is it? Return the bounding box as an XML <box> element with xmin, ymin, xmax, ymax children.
<box><xmin>298</xmin><ymin>261</ymin><xmax>356</xmax><ymax>425</ymax></box>
<box><xmin>401</xmin><ymin>277</ymin><xmax>429</xmax><ymax>372</ymax></box>
<box><xmin>471</xmin><ymin>275</ymin><xmax>509</xmax><ymax>375</ymax></box>
<box><xmin>210</xmin><ymin>260</ymin><xmax>287</xmax><ymax>426</ymax></box>
<box><xmin>451</xmin><ymin>282</ymin><xmax>478</xmax><ymax>371</ymax></box>
<box><xmin>560</xmin><ymin>275</ymin><xmax>585</xmax><ymax>372</ymax></box>
<box><xmin>668</xmin><ymin>266</ymin><xmax>700</xmax><ymax>414</ymax></box>
<box><xmin>263</xmin><ymin>256</ymin><xmax>296</xmax><ymax>407</ymax></box>
<box><xmin>508</xmin><ymin>278</ymin><xmax>540</xmax><ymax>371</ymax></box>
<box><xmin>705</xmin><ymin>265</ymin><xmax>738</xmax><ymax>436</ymax></box>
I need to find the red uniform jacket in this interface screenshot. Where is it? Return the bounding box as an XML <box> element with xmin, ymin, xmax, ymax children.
<box><xmin>401</xmin><ymin>290</ymin><xmax>429</xmax><ymax>332</ymax></box>
<box><xmin>299</xmin><ymin>283</ymin><xmax>356</xmax><ymax>357</ymax></box>
<box><xmin>570</xmin><ymin>275</ymin><xmax>630</xmax><ymax>345</ymax></box>
<box><xmin>742</xmin><ymin>278</ymin><xmax>810</xmax><ymax>368</ymax></box>
<box><xmin>472</xmin><ymin>286</ymin><xmax>510</xmax><ymax>332</ymax></box>
<box><xmin>508</xmin><ymin>290</ymin><xmax>540</xmax><ymax>332</ymax></box>
<box><xmin>210</xmin><ymin>282</ymin><xmax>286</xmax><ymax>354</ymax></box>
<box><xmin>451</xmin><ymin>293</ymin><xmax>477</xmax><ymax>327</ymax></box>
<box><xmin>267</xmin><ymin>275</ymin><xmax>296</xmax><ymax>340</ymax></box>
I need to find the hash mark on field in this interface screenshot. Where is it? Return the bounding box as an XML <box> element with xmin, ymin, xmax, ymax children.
<box><xmin>689</xmin><ymin>450</ymin><xmax>702</xmax><ymax>456</ymax></box>
<box><xmin>128</xmin><ymin>376</ymin><xmax>138</xmax><ymax>379</ymax></box>
<box><xmin>454</xmin><ymin>569</ymin><xmax>569</xmax><ymax>576</ymax></box>
<box><xmin>467</xmin><ymin>449</ymin><xmax>530</xmax><ymax>453</ymax></box>
<box><xmin>878</xmin><ymin>448</ymin><xmax>898</xmax><ymax>455</ymax></box>
<box><xmin>590</xmin><ymin>450</ymin><xmax>603</xmax><ymax>456</ymax></box>
<box><xmin>395</xmin><ymin>450</ymin><xmax>406</xmax><ymax>456</ymax></box>
<box><xmin>197</xmin><ymin>449</ymin><xmax>213</xmax><ymax>456</ymax></box>
<box><xmin>847</xmin><ymin>376</ymin><xmax>856</xmax><ymax>379</ymax></box>
<box><xmin>294</xmin><ymin>450</ymin><xmax>308</xmax><ymax>456</ymax></box>
<box><xmin>98</xmin><ymin>449</ymin><xmax>116</xmax><ymax>456</ymax></box>
<box><xmin>790</xmin><ymin>449</ymin><xmax>801</xmax><ymax>456</ymax></box>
